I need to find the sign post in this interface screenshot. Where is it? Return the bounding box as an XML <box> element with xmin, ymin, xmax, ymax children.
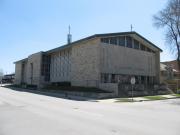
<box><xmin>176</xmin><ymin>79</ymin><xmax>180</xmax><ymax>94</ymax></box>
<box><xmin>130</xmin><ymin>76</ymin><xmax>136</xmax><ymax>102</ymax></box>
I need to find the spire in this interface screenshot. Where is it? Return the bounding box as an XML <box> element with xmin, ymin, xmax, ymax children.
<box><xmin>67</xmin><ymin>25</ymin><xmax>72</xmax><ymax>44</ymax></box>
<box><xmin>130</xmin><ymin>24</ymin><xmax>133</xmax><ymax>32</ymax></box>
<box><xmin>68</xmin><ymin>25</ymin><xmax>71</xmax><ymax>34</ymax></box>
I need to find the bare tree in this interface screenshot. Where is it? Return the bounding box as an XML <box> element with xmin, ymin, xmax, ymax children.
<box><xmin>153</xmin><ymin>0</ymin><xmax>180</xmax><ymax>68</ymax></box>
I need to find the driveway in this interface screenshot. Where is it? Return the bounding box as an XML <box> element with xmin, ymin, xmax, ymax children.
<box><xmin>0</xmin><ymin>86</ymin><xmax>180</xmax><ymax>135</ymax></box>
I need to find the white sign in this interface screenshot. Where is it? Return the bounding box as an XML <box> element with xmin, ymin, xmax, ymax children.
<box><xmin>130</xmin><ymin>77</ymin><xmax>136</xmax><ymax>84</ymax></box>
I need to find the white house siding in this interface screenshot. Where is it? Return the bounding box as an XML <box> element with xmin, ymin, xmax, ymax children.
<box><xmin>50</xmin><ymin>49</ymin><xmax>71</xmax><ymax>82</ymax></box>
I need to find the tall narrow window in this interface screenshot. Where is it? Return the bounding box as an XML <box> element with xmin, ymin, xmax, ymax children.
<box><xmin>141</xmin><ymin>76</ymin><xmax>145</xmax><ymax>84</ymax></box>
<box><xmin>126</xmin><ymin>36</ymin><xmax>132</xmax><ymax>48</ymax></box>
<box><xmin>140</xmin><ymin>44</ymin><xmax>145</xmax><ymax>51</ymax></box>
<box><xmin>30</xmin><ymin>63</ymin><xmax>33</xmax><ymax>84</ymax></box>
<box><xmin>118</xmin><ymin>36</ymin><xmax>125</xmax><ymax>46</ymax></box>
<box><xmin>101</xmin><ymin>38</ymin><xmax>109</xmax><ymax>44</ymax></box>
<box><xmin>21</xmin><ymin>63</ymin><xmax>25</xmax><ymax>83</ymax></box>
<box><xmin>147</xmin><ymin>48</ymin><xmax>151</xmax><ymax>52</ymax></box>
<box><xmin>103</xmin><ymin>74</ymin><xmax>109</xmax><ymax>83</ymax></box>
<box><xmin>134</xmin><ymin>39</ymin><xmax>140</xmax><ymax>49</ymax></box>
<box><xmin>111</xmin><ymin>74</ymin><xmax>116</xmax><ymax>83</ymax></box>
<box><xmin>109</xmin><ymin>37</ymin><xmax>117</xmax><ymax>45</ymax></box>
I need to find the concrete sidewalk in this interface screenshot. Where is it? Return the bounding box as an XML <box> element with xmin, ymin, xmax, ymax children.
<box><xmin>97</xmin><ymin>94</ymin><xmax>180</xmax><ymax>103</ymax></box>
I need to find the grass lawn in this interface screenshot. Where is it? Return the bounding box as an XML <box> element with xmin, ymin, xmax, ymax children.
<box><xmin>115</xmin><ymin>98</ymin><xmax>134</xmax><ymax>102</ymax></box>
<box><xmin>172</xmin><ymin>94</ymin><xmax>180</xmax><ymax>97</ymax></box>
<box><xmin>144</xmin><ymin>95</ymin><xmax>167</xmax><ymax>100</ymax></box>
<box><xmin>108</xmin><ymin>94</ymin><xmax>180</xmax><ymax>103</ymax></box>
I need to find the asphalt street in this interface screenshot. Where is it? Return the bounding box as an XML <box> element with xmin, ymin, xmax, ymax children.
<box><xmin>0</xmin><ymin>86</ymin><xmax>180</xmax><ymax>135</ymax></box>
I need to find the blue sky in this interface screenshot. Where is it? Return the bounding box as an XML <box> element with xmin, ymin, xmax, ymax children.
<box><xmin>0</xmin><ymin>0</ymin><xmax>175</xmax><ymax>74</ymax></box>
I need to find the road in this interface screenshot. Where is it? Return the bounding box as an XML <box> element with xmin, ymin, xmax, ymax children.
<box><xmin>0</xmin><ymin>86</ymin><xmax>180</xmax><ymax>135</ymax></box>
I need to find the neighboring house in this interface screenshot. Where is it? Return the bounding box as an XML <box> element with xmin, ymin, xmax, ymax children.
<box><xmin>160</xmin><ymin>63</ymin><xmax>174</xmax><ymax>82</ymax></box>
<box><xmin>2</xmin><ymin>74</ymin><xmax>15</xmax><ymax>83</ymax></box>
<box><xmin>160</xmin><ymin>61</ymin><xmax>180</xmax><ymax>92</ymax></box>
<box><xmin>14</xmin><ymin>31</ymin><xmax>162</xmax><ymax>94</ymax></box>
<box><xmin>162</xmin><ymin>60</ymin><xmax>180</xmax><ymax>80</ymax></box>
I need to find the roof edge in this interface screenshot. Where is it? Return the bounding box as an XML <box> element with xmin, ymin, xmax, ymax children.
<box><xmin>14</xmin><ymin>58</ymin><xmax>28</xmax><ymax>64</ymax></box>
<box><xmin>46</xmin><ymin>31</ymin><xmax>162</xmax><ymax>54</ymax></box>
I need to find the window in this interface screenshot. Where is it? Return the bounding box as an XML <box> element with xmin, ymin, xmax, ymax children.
<box><xmin>134</xmin><ymin>39</ymin><xmax>140</xmax><ymax>49</ymax></box>
<box><xmin>118</xmin><ymin>36</ymin><xmax>125</xmax><ymax>46</ymax></box>
<box><xmin>30</xmin><ymin>63</ymin><xmax>33</xmax><ymax>84</ymax></box>
<box><xmin>111</xmin><ymin>74</ymin><xmax>116</xmax><ymax>83</ymax></box>
<box><xmin>135</xmin><ymin>76</ymin><xmax>139</xmax><ymax>84</ymax></box>
<box><xmin>141</xmin><ymin>76</ymin><xmax>145</xmax><ymax>84</ymax></box>
<box><xmin>140</xmin><ymin>44</ymin><xmax>145</xmax><ymax>51</ymax></box>
<box><xmin>41</xmin><ymin>55</ymin><xmax>51</xmax><ymax>81</ymax></box>
<box><xmin>147</xmin><ymin>76</ymin><xmax>150</xmax><ymax>84</ymax></box>
<box><xmin>101</xmin><ymin>36</ymin><xmax>156</xmax><ymax>54</ymax></box>
<box><xmin>101</xmin><ymin>38</ymin><xmax>109</xmax><ymax>44</ymax></box>
<box><xmin>109</xmin><ymin>37</ymin><xmax>117</xmax><ymax>45</ymax></box>
<box><xmin>126</xmin><ymin>36</ymin><xmax>132</xmax><ymax>48</ymax></box>
<box><xmin>101</xmin><ymin>73</ymin><xmax>109</xmax><ymax>83</ymax></box>
<box><xmin>152</xmin><ymin>50</ymin><xmax>155</xmax><ymax>53</ymax></box>
<box><xmin>147</xmin><ymin>48</ymin><xmax>151</xmax><ymax>52</ymax></box>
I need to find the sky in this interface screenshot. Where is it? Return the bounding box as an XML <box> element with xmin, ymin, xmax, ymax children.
<box><xmin>0</xmin><ymin>0</ymin><xmax>176</xmax><ymax>74</ymax></box>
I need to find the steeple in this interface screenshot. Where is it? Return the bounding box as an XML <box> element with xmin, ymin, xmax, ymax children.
<box><xmin>67</xmin><ymin>25</ymin><xmax>72</xmax><ymax>44</ymax></box>
<box><xmin>130</xmin><ymin>24</ymin><xmax>133</xmax><ymax>32</ymax></box>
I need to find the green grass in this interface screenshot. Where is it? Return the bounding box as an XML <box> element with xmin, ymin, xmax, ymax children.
<box><xmin>177</xmin><ymin>89</ymin><xmax>180</xmax><ymax>94</ymax></box>
<box><xmin>144</xmin><ymin>96</ymin><xmax>167</xmax><ymax>100</ymax></box>
<box><xmin>172</xmin><ymin>94</ymin><xmax>180</xmax><ymax>97</ymax></box>
<box><xmin>115</xmin><ymin>98</ymin><xmax>134</xmax><ymax>102</ymax></box>
<box><xmin>114</xmin><ymin>94</ymin><xmax>180</xmax><ymax>103</ymax></box>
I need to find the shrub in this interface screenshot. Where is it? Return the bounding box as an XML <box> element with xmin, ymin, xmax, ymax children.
<box><xmin>26</xmin><ymin>84</ymin><xmax>37</xmax><ymax>89</ymax></box>
<box><xmin>51</xmin><ymin>82</ymin><xmax>71</xmax><ymax>86</ymax></box>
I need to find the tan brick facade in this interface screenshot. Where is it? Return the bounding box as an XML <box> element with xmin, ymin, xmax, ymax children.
<box><xmin>26</xmin><ymin>52</ymin><xmax>43</xmax><ymax>86</ymax></box>
<box><xmin>14</xmin><ymin>32</ymin><xmax>162</xmax><ymax>93</ymax></box>
<box><xmin>71</xmin><ymin>38</ymin><xmax>100</xmax><ymax>87</ymax></box>
<box><xmin>14</xmin><ymin>52</ymin><xmax>43</xmax><ymax>87</ymax></box>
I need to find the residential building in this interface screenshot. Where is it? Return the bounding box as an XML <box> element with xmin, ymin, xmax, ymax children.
<box><xmin>161</xmin><ymin>60</ymin><xmax>180</xmax><ymax>80</ymax></box>
<box><xmin>2</xmin><ymin>74</ymin><xmax>15</xmax><ymax>83</ymax></box>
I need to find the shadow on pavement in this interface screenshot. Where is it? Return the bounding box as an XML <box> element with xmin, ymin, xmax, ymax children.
<box><xmin>1</xmin><ymin>85</ymin><xmax>96</xmax><ymax>101</ymax></box>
